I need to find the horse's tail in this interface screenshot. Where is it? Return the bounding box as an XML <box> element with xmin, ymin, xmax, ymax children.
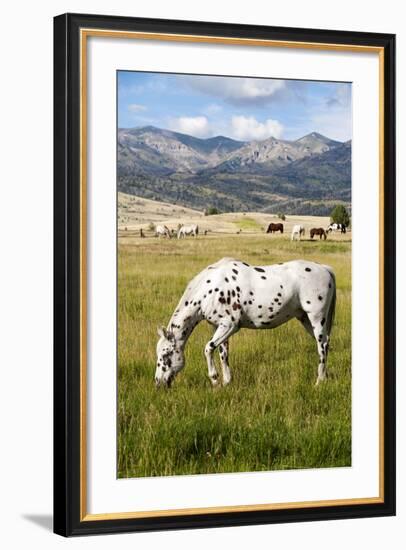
<box><xmin>324</xmin><ymin>266</ymin><xmax>336</xmax><ymax>337</ymax></box>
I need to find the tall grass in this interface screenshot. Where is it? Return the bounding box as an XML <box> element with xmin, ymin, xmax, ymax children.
<box><xmin>118</xmin><ymin>234</ymin><xmax>351</xmax><ymax>478</ymax></box>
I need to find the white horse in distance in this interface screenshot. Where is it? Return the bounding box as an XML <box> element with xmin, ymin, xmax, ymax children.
<box><xmin>156</xmin><ymin>257</ymin><xmax>336</xmax><ymax>388</ymax></box>
<box><xmin>155</xmin><ymin>225</ymin><xmax>171</xmax><ymax>238</ymax></box>
<box><xmin>177</xmin><ymin>224</ymin><xmax>199</xmax><ymax>239</ymax></box>
<box><xmin>291</xmin><ymin>225</ymin><xmax>305</xmax><ymax>241</ymax></box>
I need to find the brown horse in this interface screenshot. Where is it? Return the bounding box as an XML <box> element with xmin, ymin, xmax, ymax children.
<box><xmin>266</xmin><ymin>222</ymin><xmax>284</xmax><ymax>234</ymax></box>
<box><xmin>310</xmin><ymin>227</ymin><xmax>327</xmax><ymax>240</ymax></box>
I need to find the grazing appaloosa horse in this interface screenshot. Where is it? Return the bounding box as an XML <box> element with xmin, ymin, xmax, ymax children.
<box><xmin>177</xmin><ymin>224</ymin><xmax>199</xmax><ymax>238</ymax></box>
<box><xmin>327</xmin><ymin>223</ymin><xmax>347</xmax><ymax>234</ymax></box>
<box><xmin>155</xmin><ymin>224</ymin><xmax>171</xmax><ymax>238</ymax></box>
<box><xmin>155</xmin><ymin>257</ymin><xmax>336</xmax><ymax>389</ymax></box>
<box><xmin>266</xmin><ymin>222</ymin><xmax>284</xmax><ymax>234</ymax></box>
<box><xmin>291</xmin><ymin>224</ymin><xmax>305</xmax><ymax>241</ymax></box>
<box><xmin>310</xmin><ymin>228</ymin><xmax>327</xmax><ymax>240</ymax></box>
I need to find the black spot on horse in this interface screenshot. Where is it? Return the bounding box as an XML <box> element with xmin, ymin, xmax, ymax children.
<box><xmin>236</xmin><ymin>286</ymin><xmax>241</xmax><ymax>292</ymax></box>
<box><xmin>225</xmin><ymin>277</ymin><xmax>229</xmax><ymax>283</ymax></box>
<box><xmin>254</xmin><ymin>267</ymin><xmax>265</xmax><ymax>273</ymax></box>
<box><xmin>258</xmin><ymin>315</ymin><xmax>262</xmax><ymax>319</ymax></box>
<box><xmin>219</xmin><ymin>297</ymin><xmax>226</xmax><ymax>304</ymax></box>
<box><xmin>209</xmin><ymin>290</ymin><xmax>213</xmax><ymax>294</ymax></box>
<box><xmin>214</xmin><ymin>288</ymin><xmax>219</xmax><ymax>292</ymax></box>
<box><xmin>318</xmin><ymin>295</ymin><xmax>323</xmax><ymax>301</ymax></box>
<box><xmin>306</xmin><ymin>300</ymin><xmax>311</xmax><ymax>304</ymax></box>
<box><xmin>232</xmin><ymin>290</ymin><xmax>236</xmax><ymax>297</ymax></box>
<box><xmin>261</xmin><ymin>276</ymin><xmax>267</xmax><ymax>280</ymax></box>
<box><xmin>250</xmin><ymin>291</ymin><xmax>254</xmax><ymax>296</ymax></box>
<box><xmin>213</xmin><ymin>310</ymin><xmax>217</xmax><ymax>314</ymax></box>
<box><xmin>329</xmin><ymin>283</ymin><xmax>332</xmax><ymax>288</ymax></box>
<box><xmin>206</xmin><ymin>280</ymin><xmax>211</xmax><ymax>283</ymax></box>
<box><xmin>225</xmin><ymin>309</ymin><xmax>230</xmax><ymax>315</ymax></box>
<box><xmin>220</xmin><ymin>291</ymin><xmax>224</xmax><ymax>296</ymax></box>
<box><xmin>258</xmin><ymin>305</ymin><xmax>262</xmax><ymax>308</ymax></box>
<box><xmin>248</xmin><ymin>301</ymin><xmax>252</xmax><ymax>305</ymax></box>
<box><xmin>277</xmin><ymin>293</ymin><xmax>282</xmax><ymax>297</ymax></box>
<box><xmin>232</xmin><ymin>276</ymin><xmax>237</xmax><ymax>281</ymax></box>
<box><xmin>280</xmin><ymin>285</ymin><xmax>283</xmax><ymax>289</ymax></box>
<box><xmin>242</xmin><ymin>262</ymin><xmax>250</xmax><ymax>267</ymax></box>
<box><xmin>305</xmin><ymin>267</ymin><xmax>311</xmax><ymax>272</ymax></box>
<box><xmin>227</xmin><ymin>297</ymin><xmax>231</xmax><ymax>305</ymax></box>
<box><xmin>209</xmin><ymin>342</ymin><xmax>215</xmax><ymax>349</ymax></box>
<box><xmin>321</xmin><ymin>318</ymin><xmax>326</xmax><ymax>326</ymax></box>
<box><xmin>185</xmin><ymin>301</ymin><xmax>189</xmax><ymax>306</ymax></box>
<box><xmin>232</xmin><ymin>269</ymin><xmax>238</xmax><ymax>275</ymax></box>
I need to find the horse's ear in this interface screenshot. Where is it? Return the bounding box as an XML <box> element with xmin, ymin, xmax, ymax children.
<box><xmin>157</xmin><ymin>326</ymin><xmax>167</xmax><ymax>339</ymax></box>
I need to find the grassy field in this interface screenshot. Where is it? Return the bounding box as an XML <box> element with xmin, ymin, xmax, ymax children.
<box><xmin>118</xmin><ymin>229</ymin><xmax>351</xmax><ymax>478</ymax></box>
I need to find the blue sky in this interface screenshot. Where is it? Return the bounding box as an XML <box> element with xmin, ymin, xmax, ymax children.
<box><xmin>118</xmin><ymin>71</ymin><xmax>352</xmax><ymax>142</ymax></box>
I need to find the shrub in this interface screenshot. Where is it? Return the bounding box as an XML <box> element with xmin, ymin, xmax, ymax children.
<box><xmin>330</xmin><ymin>205</ymin><xmax>350</xmax><ymax>226</ymax></box>
<box><xmin>205</xmin><ymin>206</ymin><xmax>220</xmax><ymax>216</ymax></box>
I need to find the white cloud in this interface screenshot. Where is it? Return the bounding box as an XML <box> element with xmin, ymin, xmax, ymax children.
<box><xmin>169</xmin><ymin>116</ymin><xmax>210</xmax><ymax>137</ymax></box>
<box><xmin>187</xmin><ymin>76</ymin><xmax>287</xmax><ymax>105</ymax></box>
<box><xmin>128</xmin><ymin>103</ymin><xmax>147</xmax><ymax>113</ymax></box>
<box><xmin>167</xmin><ymin>114</ymin><xmax>284</xmax><ymax>141</ymax></box>
<box><xmin>230</xmin><ymin>116</ymin><xmax>283</xmax><ymax>140</ymax></box>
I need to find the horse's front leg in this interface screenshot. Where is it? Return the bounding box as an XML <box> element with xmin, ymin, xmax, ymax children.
<box><xmin>219</xmin><ymin>340</ymin><xmax>231</xmax><ymax>386</ymax></box>
<box><xmin>204</xmin><ymin>323</ymin><xmax>238</xmax><ymax>386</ymax></box>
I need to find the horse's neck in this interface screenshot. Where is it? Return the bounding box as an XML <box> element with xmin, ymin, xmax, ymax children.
<box><xmin>168</xmin><ymin>303</ymin><xmax>200</xmax><ymax>348</ymax></box>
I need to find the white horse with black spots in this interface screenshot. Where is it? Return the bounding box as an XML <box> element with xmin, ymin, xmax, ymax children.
<box><xmin>291</xmin><ymin>224</ymin><xmax>305</xmax><ymax>241</ymax></box>
<box><xmin>327</xmin><ymin>223</ymin><xmax>347</xmax><ymax>234</ymax></box>
<box><xmin>155</xmin><ymin>257</ymin><xmax>336</xmax><ymax>388</ymax></box>
<box><xmin>177</xmin><ymin>224</ymin><xmax>199</xmax><ymax>238</ymax></box>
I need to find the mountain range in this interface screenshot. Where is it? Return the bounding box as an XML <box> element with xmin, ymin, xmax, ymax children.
<box><xmin>118</xmin><ymin>126</ymin><xmax>351</xmax><ymax>215</ymax></box>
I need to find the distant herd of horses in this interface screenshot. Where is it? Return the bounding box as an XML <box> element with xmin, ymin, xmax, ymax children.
<box><xmin>148</xmin><ymin>222</ymin><xmax>347</xmax><ymax>240</ymax></box>
<box><xmin>149</xmin><ymin>224</ymin><xmax>200</xmax><ymax>239</ymax></box>
<box><xmin>267</xmin><ymin>222</ymin><xmax>346</xmax><ymax>241</ymax></box>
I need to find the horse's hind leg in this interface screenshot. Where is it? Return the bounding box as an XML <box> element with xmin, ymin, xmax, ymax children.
<box><xmin>306</xmin><ymin>311</ymin><xmax>330</xmax><ymax>385</ymax></box>
<box><xmin>204</xmin><ymin>323</ymin><xmax>238</xmax><ymax>386</ymax></box>
<box><xmin>218</xmin><ymin>340</ymin><xmax>231</xmax><ymax>386</ymax></box>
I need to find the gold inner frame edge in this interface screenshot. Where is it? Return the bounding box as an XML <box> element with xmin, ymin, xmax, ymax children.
<box><xmin>79</xmin><ymin>28</ymin><xmax>385</xmax><ymax>522</ymax></box>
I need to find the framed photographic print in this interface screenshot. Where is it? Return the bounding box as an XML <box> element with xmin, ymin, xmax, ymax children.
<box><xmin>53</xmin><ymin>13</ymin><xmax>396</xmax><ymax>536</ymax></box>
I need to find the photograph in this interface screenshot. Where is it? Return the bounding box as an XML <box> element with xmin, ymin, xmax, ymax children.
<box><xmin>117</xmin><ymin>71</ymin><xmax>353</xmax><ymax>479</ymax></box>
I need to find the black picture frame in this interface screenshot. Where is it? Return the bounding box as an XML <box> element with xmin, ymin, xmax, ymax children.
<box><xmin>54</xmin><ymin>12</ymin><xmax>396</xmax><ymax>537</ymax></box>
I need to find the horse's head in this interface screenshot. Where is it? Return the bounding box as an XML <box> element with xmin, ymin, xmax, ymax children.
<box><xmin>155</xmin><ymin>326</ymin><xmax>185</xmax><ymax>388</ymax></box>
